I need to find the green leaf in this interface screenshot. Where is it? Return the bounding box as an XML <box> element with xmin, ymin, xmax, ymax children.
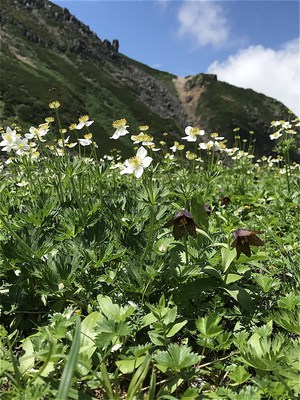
<box><xmin>116</xmin><ymin>355</ymin><xmax>146</xmax><ymax>374</ymax></box>
<box><xmin>225</xmin><ymin>273</ymin><xmax>243</xmax><ymax>285</ymax></box>
<box><xmin>272</xmin><ymin>309</ymin><xmax>300</xmax><ymax>334</ymax></box>
<box><xmin>97</xmin><ymin>295</ymin><xmax>134</xmax><ymax>321</ymax></box>
<box><xmin>57</xmin><ymin>316</ymin><xmax>81</xmax><ymax>400</ymax></box>
<box><xmin>221</xmin><ymin>247</ymin><xmax>236</xmax><ymax>273</ymax></box>
<box><xmin>191</xmin><ymin>195</ymin><xmax>209</xmax><ymax>231</ymax></box>
<box><xmin>253</xmin><ymin>274</ymin><xmax>281</xmax><ymax>293</ymax></box>
<box><xmin>148</xmin><ymin>331</ymin><xmax>165</xmax><ymax>346</ymax></box>
<box><xmin>228</xmin><ymin>365</ymin><xmax>251</xmax><ymax>385</ymax></box>
<box><xmin>19</xmin><ymin>337</ymin><xmax>35</xmax><ymax>374</ymax></box>
<box><xmin>163</xmin><ymin>306</ymin><xmax>177</xmax><ymax>325</ymax></box>
<box><xmin>277</xmin><ymin>293</ymin><xmax>300</xmax><ymax>310</ymax></box>
<box><xmin>126</xmin><ymin>353</ymin><xmax>151</xmax><ymax>399</ymax></box>
<box><xmin>166</xmin><ymin>320</ymin><xmax>188</xmax><ymax>337</ymax></box>
<box><xmin>202</xmin><ymin>266</ymin><xmax>222</xmax><ymax>281</ymax></box>
<box><xmin>181</xmin><ymin>388</ymin><xmax>200</xmax><ymax>399</ymax></box>
<box><xmin>80</xmin><ymin>312</ymin><xmax>103</xmax><ymax>358</ymax></box>
<box><xmin>224</xmin><ymin>285</ymin><xmax>255</xmax><ymax>313</ymax></box>
<box><xmin>154</xmin><ymin>344</ymin><xmax>200</xmax><ymax>372</ymax></box>
<box><xmin>141</xmin><ymin>312</ymin><xmax>157</xmax><ymax>328</ymax></box>
<box><xmin>196</xmin><ymin>313</ymin><xmax>223</xmax><ymax>338</ymax></box>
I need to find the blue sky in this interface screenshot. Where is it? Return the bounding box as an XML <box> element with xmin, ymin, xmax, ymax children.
<box><xmin>53</xmin><ymin>0</ymin><xmax>299</xmax><ymax>115</ymax></box>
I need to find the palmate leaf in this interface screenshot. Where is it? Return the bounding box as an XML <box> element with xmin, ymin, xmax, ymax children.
<box><xmin>272</xmin><ymin>309</ymin><xmax>300</xmax><ymax>334</ymax></box>
<box><xmin>154</xmin><ymin>343</ymin><xmax>200</xmax><ymax>372</ymax></box>
<box><xmin>196</xmin><ymin>313</ymin><xmax>223</xmax><ymax>338</ymax></box>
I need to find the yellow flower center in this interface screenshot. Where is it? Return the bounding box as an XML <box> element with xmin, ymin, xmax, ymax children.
<box><xmin>128</xmin><ymin>156</ymin><xmax>143</xmax><ymax>168</ymax></box>
<box><xmin>49</xmin><ymin>101</ymin><xmax>60</xmax><ymax>109</ymax></box>
<box><xmin>79</xmin><ymin>115</ymin><xmax>89</xmax><ymax>123</ymax></box>
<box><xmin>113</xmin><ymin>118</ymin><xmax>127</xmax><ymax>129</ymax></box>
<box><xmin>139</xmin><ymin>125</ymin><xmax>149</xmax><ymax>131</ymax></box>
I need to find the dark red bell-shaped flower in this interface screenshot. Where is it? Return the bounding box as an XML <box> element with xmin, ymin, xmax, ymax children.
<box><xmin>164</xmin><ymin>209</ymin><xmax>200</xmax><ymax>240</ymax></box>
<box><xmin>231</xmin><ymin>228</ymin><xmax>264</xmax><ymax>259</ymax></box>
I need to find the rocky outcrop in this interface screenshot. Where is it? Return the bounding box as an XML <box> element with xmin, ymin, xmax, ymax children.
<box><xmin>117</xmin><ymin>58</ymin><xmax>187</xmax><ymax>126</ymax></box>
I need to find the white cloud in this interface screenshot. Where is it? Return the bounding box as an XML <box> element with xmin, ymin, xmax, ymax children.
<box><xmin>207</xmin><ymin>38</ymin><xmax>300</xmax><ymax>116</ymax></box>
<box><xmin>177</xmin><ymin>1</ymin><xmax>229</xmax><ymax>47</ymax></box>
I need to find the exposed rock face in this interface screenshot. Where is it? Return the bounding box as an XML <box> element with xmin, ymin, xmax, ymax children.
<box><xmin>116</xmin><ymin>58</ymin><xmax>187</xmax><ymax>127</ymax></box>
<box><xmin>173</xmin><ymin>75</ymin><xmax>216</xmax><ymax>125</ymax></box>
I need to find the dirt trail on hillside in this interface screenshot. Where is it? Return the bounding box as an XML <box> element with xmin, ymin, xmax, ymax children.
<box><xmin>172</xmin><ymin>76</ymin><xmax>205</xmax><ymax>125</ymax></box>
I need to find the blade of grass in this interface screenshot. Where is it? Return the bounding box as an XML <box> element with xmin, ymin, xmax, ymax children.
<box><xmin>126</xmin><ymin>353</ymin><xmax>151</xmax><ymax>399</ymax></box>
<box><xmin>100</xmin><ymin>363</ymin><xmax>115</xmax><ymax>399</ymax></box>
<box><xmin>57</xmin><ymin>316</ymin><xmax>81</xmax><ymax>400</ymax></box>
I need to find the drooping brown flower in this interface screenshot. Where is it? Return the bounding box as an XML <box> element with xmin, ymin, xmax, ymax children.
<box><xmin>231</xmin><ymin>228</ymin><xmax>264</xmax><ymax>259</ymax></box>
<box><xmin>164</xmin><ymin>209</ymin><xmax>200</xmax><ymax>240</ymax></box>
<box><xmin>220</xmin><ymin>196</ymin><xmax>231</xmax><ymax>206</ymax></box>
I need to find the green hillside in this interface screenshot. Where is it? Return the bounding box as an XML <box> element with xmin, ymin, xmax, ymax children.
<box><xmin>0</xmin><ymin>0</ymin><xmax>296</xmax><ymax>156</ymax></box>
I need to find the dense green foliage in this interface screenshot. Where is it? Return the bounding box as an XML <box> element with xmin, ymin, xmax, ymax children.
<box><xmin>0</xmin><ymin>108</ymin><xmax>299</xmax><ymax>399</ymax></box>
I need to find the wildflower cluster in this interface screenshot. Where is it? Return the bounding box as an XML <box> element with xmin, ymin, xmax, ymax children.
<box><xmin>1</xmin><ymin>104</ymin><xmax>300</xmax><ymax>400</ymax></box>
<box><xmin>0</xmin><ymin>104</ymin><xmax>98</xmax><ymax>160</ymax></box>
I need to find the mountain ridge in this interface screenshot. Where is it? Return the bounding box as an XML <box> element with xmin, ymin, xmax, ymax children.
<box><xmin>0</xmin><ymin>0</ymin><xmax>296</xmax><ymax>156</ymax></box>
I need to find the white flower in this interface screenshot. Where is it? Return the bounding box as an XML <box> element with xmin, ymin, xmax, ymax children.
<box><xmin>269</xmin><ymin>131</ymin><xmax>282</xmax><ymax>140</ymax></box>
<box><xmin>75</xmin><ymin>115</ymin><xmax>94</xmax><ymax>130</ymax></box>
<box><xmin>78</xmin><ymin>138</ymin><xmax>93</xmax><ymax>146</ymax></box>
<box><xmin>164</xmin><ymin>153</ymin><xmax>175</xmax><ymax>160</ymax></box>
<box><xmin>131</xmin><ymin>133</ymin><xmax>154</xmax><ymax>146</ymax></box>
<box><xmin>120</xmin><ymin>146</ymin><xmax>152</xmax><ymax>178</ymax></box>
<box><xmin>111</xmin><ymin>118</ymin><xmax>129</xmax><ymax>140</ymax></box>
<box><xmin>182</xmin><ymin>126</ymin><xmax>205</xmax><ymax>142</ymax></box>
<box><xmin>170</xmin><ymin>141</ymin><xmax>185</xmax><ymax>152</ymax></box>
<box><xmin>270</xmin><ymin>120</ymin><xmax>282</xmax><ymax>127</ymax></box>
<box><xmin>25</xmin><ymin>125</ymin><xmax>49</xmax><ymax>142</ymax></box>
<box><xmin>14</xmin><ymin>138</ymin><xmax>30</xmax><ymax>155</ymax></box>
<box><xmin>0</xmin><ymin>127</ymin><xmax>18</xmax><ymax>152</ymax></box>
<box><xmin>282</xmin><ymin>122</ymin><xmax>292</xmax><ymax>130</ymax></box>
<box><xmin>199</xmin><ymin>141</ymin><xmax>214</xmax><ymax>150</ymax></box>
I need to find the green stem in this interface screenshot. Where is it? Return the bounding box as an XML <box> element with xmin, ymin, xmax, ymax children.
<box><xmin>183</xmin><ymin>236</ymin><xmax>189</xmax><ymax>265</ymax></box>
<box><xmin>141</xmin><ymin>174</ymin><xmax>155</xmax><ymax>264</ymax></box>
<box><xmin>141</xmin><ymin>203</ymin><xmax>155</xmax><ymax>264</ymax></box>
<box><xmin>0</xmin><ymin>213</ymin><xmax>35</xmax><ymax>257</ymax></box>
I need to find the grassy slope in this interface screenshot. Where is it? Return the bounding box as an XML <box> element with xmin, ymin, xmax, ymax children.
<box><xmin>0</xmin><ymin>1</ymin><xmax>181</xmax><ymax>155</ymax></box>
<box><xmin>0</xmin><ymin>0</ymin><xmax>296</xmax><ymax>157</ymax></box>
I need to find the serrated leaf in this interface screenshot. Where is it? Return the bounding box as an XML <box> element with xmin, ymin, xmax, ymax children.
<box><xmin>19</xmin><ymin>337</ymin><xmax>35</xmax><ymax>374</ymax></box>
<box><xmin>154</xmin><ymin>343</ymin><xmax>200</xmax><ymax>372</ymax></box>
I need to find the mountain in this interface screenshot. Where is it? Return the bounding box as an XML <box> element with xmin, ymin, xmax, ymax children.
<box><xmin>0</xmin><ymin>0</ymin><xmax>295</xmax><ymax>156</ymax></box>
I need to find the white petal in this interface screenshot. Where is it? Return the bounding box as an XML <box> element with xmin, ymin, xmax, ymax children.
<box><xmin>182</xmin><ymin>136</ymin><xmax>197</xmax><ymax>142</ymax></box>
<box><xmin>136</xmin><ymin>146</ymin><xmax>147</xmax><ymax>160</ymax></box>
<box><xmin>76</xmin><ymin>122</ymin><xmax>85</xmax><ymax>130</ymax></box>
<box><xmin>185</xmin><ymin>126</ymin><xmax>193</xmax><ymax>135</ymax></box>
<box><xmin>134</xmin><ymin>167</ymin><xmax>144</xmax><ymax>178</ymax></box>
<box><xmin>110</xmin><ymin>131</ymin><xmax>120</xmax><ymax>140</ymax></box>
<box><xmin>86</xmin><ymin>121</ymin><xmax>94</xmax><ymax>126</ymax></box>
<box><xmin>142</xmin><ymin>156</ymin><xmax>153</xmax><ymax>168</ymax></box>
<box><xmin>120</xmin><ymin>166</ymin><xmax>133</xmax><ymax>175</ymax></box>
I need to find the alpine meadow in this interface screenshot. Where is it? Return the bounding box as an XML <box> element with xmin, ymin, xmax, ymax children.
<box><xmin>0</xmin><ymin>1</ymin><xmax>300</xmax><ymax>399</ymax></box>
